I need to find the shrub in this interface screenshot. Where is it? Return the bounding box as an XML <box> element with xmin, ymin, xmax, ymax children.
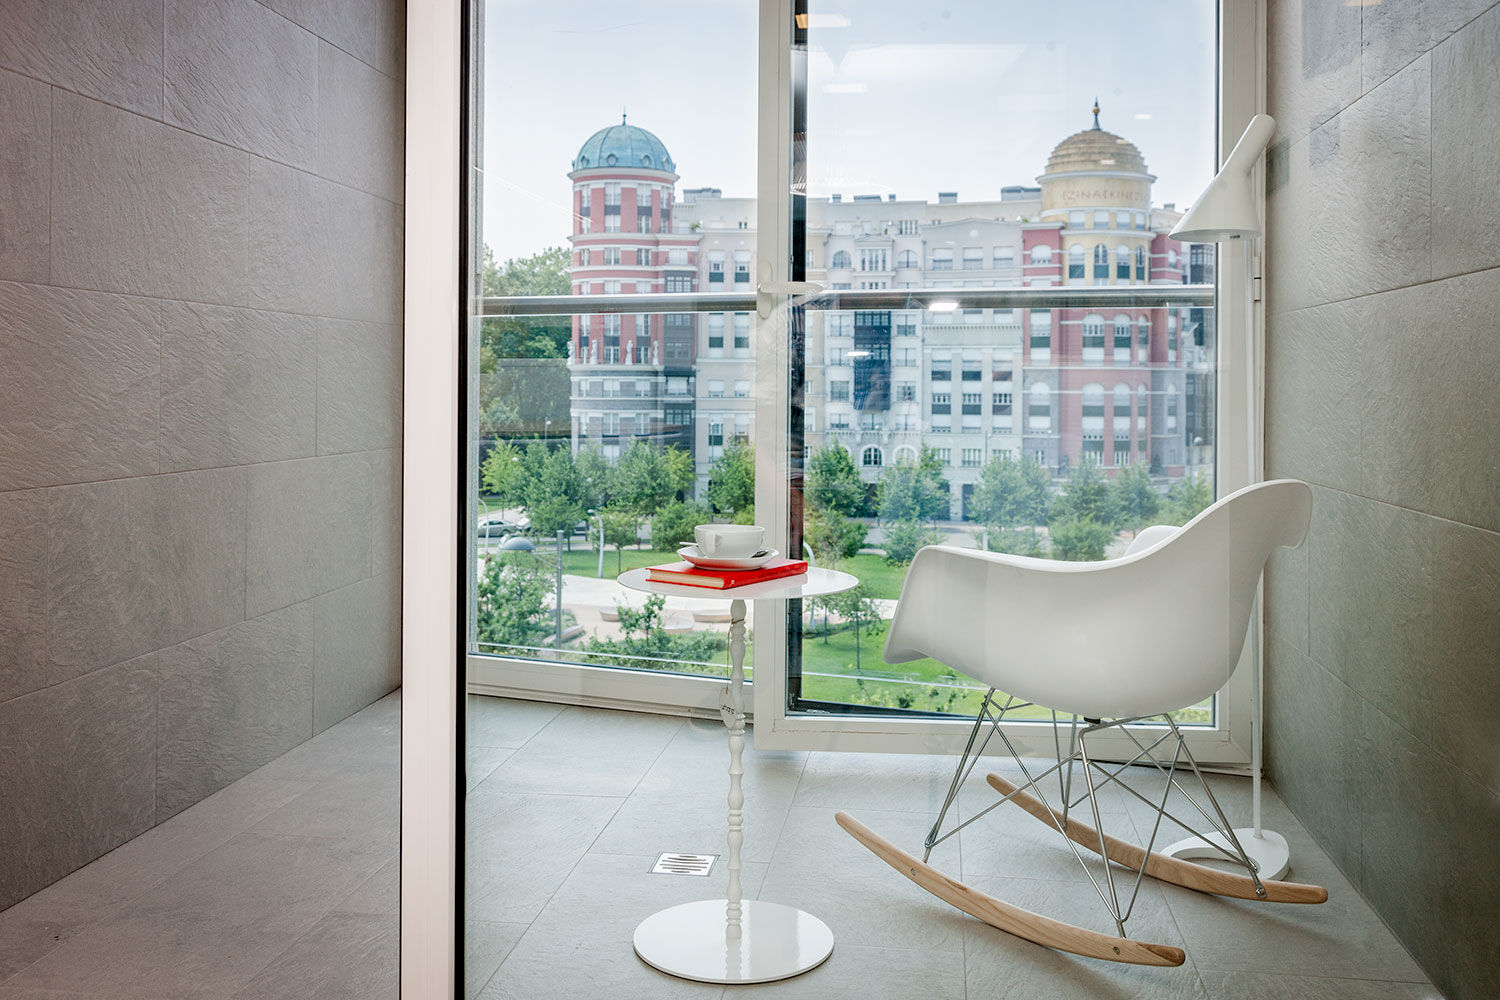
<box><xmin>650</xmin><ymin>500</ymin><xmax>710</xmax><ymax>551</ymax></box>
<box><xmin>1049</xmin><ymin>517</ymin><xmax>1116</xmax><ymax>562</ymax></box>
<box><xmin>882</xmin><ymin>518</ymin><xmax>945</xmax><ymax>565</ymax></box>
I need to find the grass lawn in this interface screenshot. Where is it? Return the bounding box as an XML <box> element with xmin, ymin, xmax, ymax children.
<box><xmin>556</xmin><ymin>545</ymin><xmax>666</xmax><ymax>577</ymax></box>
<box><xmin>830</xmin><ymin>553</ymin><xmax>910</xmax><ymax>600</ymax></box>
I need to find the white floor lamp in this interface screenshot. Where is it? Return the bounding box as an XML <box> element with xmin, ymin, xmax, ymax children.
<box><xmin>1162</xmin><ymin>114</ymin><xmax>1291</xmax><ymax>880</ymax></box>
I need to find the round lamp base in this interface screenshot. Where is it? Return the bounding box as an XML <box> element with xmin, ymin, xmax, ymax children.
<box><xmin>633</xmin><ymin>899</ymin><xmax>834</xmax><ymax>984</ymax></box>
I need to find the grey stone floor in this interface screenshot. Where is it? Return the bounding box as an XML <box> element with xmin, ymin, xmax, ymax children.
<box><xmin>0</xmin><ymin>693</ymin><xmax>1445</xmax><ymax>999</ymax></box>
<box><xmin>0</xmin><ymin>693</ymin><xmax>399</xmax><ymax>1000</ymax></box>
<box><xmin>467</xmin><ymin>696</ymin><xmax>1444</xmax><ymax>1000</ymax></box>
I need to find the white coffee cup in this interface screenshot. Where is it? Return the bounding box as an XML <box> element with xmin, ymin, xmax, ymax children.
<box><xmin>694</xmin><ymin>524</ymin><xmax>765</xmax><ymax>559</ymax></box>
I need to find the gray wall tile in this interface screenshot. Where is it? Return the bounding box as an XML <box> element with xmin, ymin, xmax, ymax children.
<box><xmin>248</xmin><ymin>156</ymin><xmax>404</xmax><ymax>323</ymax></box>
<box><xmin>1355</xmin><ymin>269</ymin><xmax>1500</xmax><ymax>532</ymax></box>
<box><xmin>155</xmin><ymin>604</ymin><xmax>316</xmax><ymax>821</ymax></box>
<box><xmin>0</xmin><ymin>662</ymin><xmax>157</xmax><ymax>910</ymax></box>
<box><xmin>0</xmin><ymin>282</ymin><xmax>160</xmax><ymax>491</ymax></box>
<box><xmin>1266</xmin><ymin>0</ymin><xmax>1361</xmax><ymax>144</ymax></box>
<box><xmin>1305</xmin><ymin>489</ymin><xmax>1437</xmax><ymax>747</ymax></box>
<box><xmin>1431</xmin><ymin>4</ymin><xmax>1500</xmax><ymax>280</ymax></box>
<box><xmin>1263</xmin><ymin>541</ymin><xmax>1308</xmax><ymax>657</ymax></box>
<box><xmin>46</xmin><ymin>467</ymin><xmax>248</xmax><ymax>679</ymax></box>
<box><xmin>246</xmin><ymin>454</ymin><xmax>372</xmax><ymax>618</ymax></box>
<box><xmin>1430</xmin><ymin>518</ymin><xmax>1500</xmax><ymax>797</ymax></box>
<box><xmin>165</xmin><ymin>0</ymin><xmax>318</xmax><ymax>168</ymax></box>
<box><xmin>1263</xmin><ymin>297</ymin><xmax>1363</xmax><ymax>493</ymax></box>
<box><xmin>314</xmin><ymin>572</ymin><xmax>400</xmax><ymax>734</ymax></box>
<box><xmin>318</xmin><ymin>42</ymin><xmax>404</xmax><ymax>203</ymax></box>
<box><xmin>259</xmin><ymin>0</ymin><xmax>398</xmax><ymax>79</ymax></box>
<box><xmin>51</xmin><ymin>91</ymin><xmax>250</xmax><ymax>305</ymax></box>
<box><xmin>1362</xmin><ymin>0</ymin><xmax>1493</xmax><ymax>95</ymax></box>
<box><xmin>0</xmin><ymin>0</ymin><xmax>163</xmax><ymax>118</ymax></box>
<box><xmin>0</xmin><ymin>491</ymin><xmax>49</xmax><ymax>703</ymax></box>
<box><xmin>317</xmin><ymin>317</ymin><xmax>402</xmax><ymax>454</ymax></box>
<box><xmin>369</xmin><ymin>449</ymin><xmax>402</xmax><ymax>577</ymax></box>
<box><xmin>0</xmin><ymin>69</ymin><xmax>50</xmax><ymax>283</ymax></box>
<box><xmin>161</xmin><ymin>302</ymin><xmax>318</xmax><ymax>472</ymax></box>
<box><xmin>1265</xmin><ymin>55</ymin><xmax>1431</xmax><ymax>316</ymax></box>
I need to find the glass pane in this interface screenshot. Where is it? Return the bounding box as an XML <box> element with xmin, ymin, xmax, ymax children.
<box><xmin>469</xmin><ymin>0</ymin><xmax>758</xmax><ymax>680</ymax></box>
<box><xmin>789</xmin><ymin>1</ymin><xmax>1219</xmax><ymax>722</ymax></box>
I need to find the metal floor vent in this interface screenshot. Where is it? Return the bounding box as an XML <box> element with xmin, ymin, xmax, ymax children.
<box><xmin>651</xmin><ymin>853</ymin><xmax>717</xmax><ymax>876</ymax></box>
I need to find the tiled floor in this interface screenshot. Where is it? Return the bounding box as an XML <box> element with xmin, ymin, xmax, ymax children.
<box><xmin>0</xmin><ymin>694</ymin><xmax>399</xmax><ymax>1000</ymax></box>
<box><xmin>467</xmin><ymin>696</ymin><xmax>1444</xmax><ymax>1000</ymax></box>
<box><xmin>0</xmin><ymin>693</ymin><xmax>1445</xmax><ymax>999</ymax></box>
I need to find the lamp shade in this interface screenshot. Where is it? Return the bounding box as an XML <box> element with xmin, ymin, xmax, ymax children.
<box><xmin>1170</xmin><ymin>114</ymin><xmax>1276</xmax><ymax>242</ymax></box>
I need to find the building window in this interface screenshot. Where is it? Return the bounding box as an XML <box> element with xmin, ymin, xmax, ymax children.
<box><xmin>1081</xmin><ymin>433</ymin><xmax>1105</xmax><ymax>460</ymax></box>
<box><xmin>604</xmin><ymin>182</ymin><xmax>621</xmax><ymax>207</ymax></box>
<box><xmin>1093</xmin><ymin>210</ymin><xmax>1109</xmax><ymax>227</ymax></box>
<box><xmin>637</xmin><ymin>248</ymin><xmax>651</xmax><ymax>266</ymax></box>
<box><xmin>860</xmin><ymin>248</ymin><xmax>889</xmax><ymax>271</ymax></box>
<box><xmin>961</xmin><ymin>392</ymin><xmax>982</xmax><ymax>415</ymax></box>
<box><xmin>708</xmin><ymin>419</ymin><xmax>724</xmax><ymax>447</ymax></box>
<box><xmin>829</xmin><ymin>381</ymin><xmax>850</xmax><ymax>401</ymax></box>
<box><xmin>1029</xmin><ymin>309</ymin><xmax>1051</xmax><ymax>362</ymax></box>
<box><xmin>665</xmin><ymin>274</ymin><xmax>693</xmax><ymax>293</ymax></box>
<box><xmin>894</xmin><ymin>347</ymin><xmax>917</xmax><ymax>366</ymax></box>
<box><xmin>707</xmin><ymin>313</ymin><xmax>724</xmax><ymax>354</ymax></box>
<box><xmin>733</xmin><ymin>312</ymin><xmax>750</xmax><ymax>354</ymax></box>
<box><xmin>930</xmin><ymin>391</ymin><xmax>951</xmax><ymax>415</ymax></box>
<box><xmin>1068</xmin><ymin>245</ymin><xmax>1084</xmax><ymax>279</ymax></box>
<box><xmin>897</xmin><ymin>249</ymin><xmax>918</xmax><ymax>268</ymax></box>
<box><xmin>602</xmin><ymin>412</ymin><xmax>620</xmax><ymax>436</ymax></box>
<box><xmin>931</xmin><ymin>248</ymin><xmax>953</xmax><ymax>270</ymax></box>
<box><xmin>930</xmin><ymin>365</ymin><xmax>950</xmax><ymax>382</ymax></box>
<box><xmin>1028</xmin><ymin>382</ymin><xmax>1051</xmax><ymax>430</ymax></box>
<box><xmin>708</xmin><ymin>251</ymin><xmax>725</xmax><ymax>283</ymax></box>
<box><xmin>896</xmin><ymin>382</ymin><xmax>915</xmax><ymax>401</ymax></box>
<box><xmin>735</xmin><ymin>250</ymin><xmax>751</xmax><ymax>284</ymax></box>
<box><xmin>1117</xmin><ymin>245</ymin><xmax>1131</xmax><ymax>280</ymax></box>
<box><xmin>961</xmin><ymin>367</ymin><xmax>982</xmax><ymax>382</ymax></box>
<box><xmin>1114</xmin><ymin>314</ymin><xmax>1132</xmax><ymax>361</ymax></box>
<box><xmin>1135</xmin><ymin>247</ymin><xmax>1146</xmax><ymax>281</ymax></box>
<box><xmin>994</xmin><ymin>246</ymin><xmax>1015</xmax><ymax>267</ymax></box>
<box><xmin>831</xmin><ymin>250</ymin><xmax>852</xmax><ymax>269</ymax></box>
<box><xmin>1082</xmin><ymin>383</ymin><xmax>1105</xmax><ymax>431</ymax></box>
<box><xmin>1069</xmin><ymin>210</ymin><xmax>1085</xmax><ymax>227</ymax></box>
<box><xmin>1029</xmin><ymin>243</ymin><xmax>1052</xmax><ymax>264</ymax></box>
<box><xmin>962</xmin><ymin>247</ymin><xmax>983</xmax><ymax>269</ymax></box>
<box><xmin>734</xmin><ymin>379</ymin><xmax>750</xmax><ymax>397</ymax></box>
<box><xmin>604</xmin><ymin>247</ymin><xmax>621</xmax><ymax>265</ymax></box>
<box><xmin>936</xmin><ymin>448</ymin><xmax>952</xmax><ymax>465</ymax></box>
<box><xmin>604</xmin><ymin>215</ymin><xmax>620</xmax><ymax>232</ymax></box>
<box><xmin>1093</xmin><ymin>244</ymin><xmax>1109</xmax><ymax>280</ymax></box>
<box><xmin>708</xmin><ymin>379</ymin><xmax>725</xmax><ymax>398</ymax></box>
<box><xmin>1082</xmin><ymin>313</ymin><xmax>1105</xmax><ymax>361</ymax></box>
<box><xmin>862</xmin><ymin>446</ymin><xmax>883</xmax><ymax>467</ymax></box>
<box><xmin>668</xmin><ymin>248</ymin><xmax>688</xmax><ymax>266</ymax></box>
<box><xmin>992</xmin><ymin>392</ymin><xmax>1012</xmax><ymax>413</ymax></box>
<box><xmin>961</xmin><ymin>448</ymin><xmax>982</xmax><ymax>467</ymax></box>
<box><xmin>898</xmin><ymin>219</ymin><xmax>918</xmax><ymax>235</ymax></box>
<box><xmin>1138</xmin><ymin>317</ymin><xmax>1150</xmax><ymax>360</ymax></box>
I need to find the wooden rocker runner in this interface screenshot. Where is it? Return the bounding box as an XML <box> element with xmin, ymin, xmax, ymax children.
<box><xmin>836</xmin><ymin>482</ymin><xmax>1329</xmax><ymax>966</ymax></box>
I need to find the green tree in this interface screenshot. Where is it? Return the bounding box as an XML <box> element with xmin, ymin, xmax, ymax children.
<box><xmin>804</xmin><ymin>506</ymin><xmax>867</xmax><ymax>564</ymax></box>
<box><xmin>806</xmin><ymin>444</ymin><xmax>868</xmax><ymax>517</ymax></box>
<box><xmin>651</xmin><ymin>500</ymin><xmax>710</xmax><ymax>551</ymax></box>
<box><xmin>474</xmin><ymin>552</ymin><xmax>553</xmax><ymax>649</ymax></box>
<box><xmin>1049</xmin><ymin>517</ymin><xmax>1115</xmax><ymax>562</ymax></box>
<box><xmin>575</xmin><ymin>444</ymin><xmax>610</xmax><ymax>513</ymax></box>
<box><xmin>590</xmin><ymin>506</ymin><xmax>639</xmax><ymax>573</ymax></box>
<box><xmin>969</xmin><ymin>453</ymin><xmax>1050</xmax><ymax>531</ymax></box>
<box><xmin>663</xmin><ymin>446</ymin><xmax>696</xmax><ymax>500</ymax></box>
<box><xmin>877</xmin><ymin>447</ymin><xmax>949</xmax><ymax>523</ymax></box>
<box><xmin>479</xmin><ymin>245</ymin><xmax>572</xmax><ymax>360</ymax></box>
<box><xmin>1110</xmin><ymin>461</ymin><xmax>1162</xmax><ymax>534</ymax></box>
<box><xmin>1051</xmin><ymin>458</ymin><xmax>1119</xmax><ymax>528</ymax></box>
<box><xmin>810</xmin><ymin>584</ymin><xmax>880</xmax><ymax>670</ymax></box>
<box><xmin>523</xmin><ymin>445</ymin><xmax>584</xmax><ymax>539</ymax></box>
<box><xmin>612</xmin><ymin>440</ymin><xmax>680</xmax><ymax>516</ymax></box>
<box><xmin>1163</xmin><ymin>472</ymin><xmax>1215</xmax><ymax>525</ymax></box>
<box><xmin>985</xmin><ymin>528</ymin><xmax>1044</xmax><ymax>557</ymax></box>
<box><xmin>480</xmin><ymin>439</ymin><xmax>531</xmax><ymax>507</ymax></box>
<box><xmin>882</xmin><ymin>518</ymin><xmax>945</xmax><ymax>565</ymax></box>
<box><xmin>706</xmin><ymin>438</ymin><xmax>755</xmax><ymax>518</ymax></box>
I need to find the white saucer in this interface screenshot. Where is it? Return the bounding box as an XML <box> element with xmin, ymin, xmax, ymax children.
<box><xmin>678</xmin><ymin>545</ymin><xmax>779</xmax><ymax>570</ymax></box>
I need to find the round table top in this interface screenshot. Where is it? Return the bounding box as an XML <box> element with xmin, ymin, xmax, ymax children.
<box><xmin>618</xmin><ymin>566</ymin><xmax>858</xmax><ymax>601</ymax></box>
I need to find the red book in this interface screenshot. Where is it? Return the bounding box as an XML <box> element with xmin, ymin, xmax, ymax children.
<box><xmin>646</xmin><ymin>558</ymin><xmax>809</xmax><ymax>590</ymax></box>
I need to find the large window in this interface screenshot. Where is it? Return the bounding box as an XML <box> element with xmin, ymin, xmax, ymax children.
<box><xmin>468</xmin><ymin>0</ymin><xmax>1249</xmax><ymax>762</ymax></box>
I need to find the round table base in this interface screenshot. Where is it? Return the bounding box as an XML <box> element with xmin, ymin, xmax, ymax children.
<box><xmin>1159</xmin><ymin>828</ymin><xmax>1291</xmax><ymax>881</ymax></box>
<box><xmin>633</xmin><ymin>899</ymin><xmax>834</xmax><ymax>984</ymax></box>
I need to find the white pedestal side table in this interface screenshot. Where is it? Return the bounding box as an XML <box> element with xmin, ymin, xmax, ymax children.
<box><xmin>617</xmin><ymin>566</ymin><xmax>857</xmax><ymax>985</ymax></box>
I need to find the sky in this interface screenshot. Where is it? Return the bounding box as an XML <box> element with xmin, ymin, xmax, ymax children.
<box><xmin>480</xmin><ymin>0</ymin><xmax>1218</xmax><ymax>263</ymax></box>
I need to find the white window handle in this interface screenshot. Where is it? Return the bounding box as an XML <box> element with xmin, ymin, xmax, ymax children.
<box><xmin>756</xmin><ymin>280</ymin><xmax>825</xmax><ymax>318</ymax></box>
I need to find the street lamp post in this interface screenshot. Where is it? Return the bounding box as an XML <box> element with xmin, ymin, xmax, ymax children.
<box><xmin>555</xmin><ymin>529</ymin><xmax>565</xmax><ymax>648</ymax></box>
<box><xmin>591</xmin><ymin>508</ymin><xmax>605</xmax><ymax>578</ymax></box>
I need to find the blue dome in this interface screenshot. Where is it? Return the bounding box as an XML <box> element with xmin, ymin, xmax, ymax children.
<box><xmin>572</xmin><ymin>120</ymin><xmax>675</xmax><ymax>173</ymax></box>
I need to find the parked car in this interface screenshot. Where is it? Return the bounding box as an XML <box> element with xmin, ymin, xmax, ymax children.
<box><xmin>477</xmin><ymin>519</ymin><xmax>522</xmax><ymax>539</ymax></box>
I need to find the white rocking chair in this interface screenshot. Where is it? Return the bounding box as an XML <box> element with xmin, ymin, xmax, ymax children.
<box><xmin>836</xmin><ymin>479</ymin><xmax>1327</xmax><ymax>967</ymax></box>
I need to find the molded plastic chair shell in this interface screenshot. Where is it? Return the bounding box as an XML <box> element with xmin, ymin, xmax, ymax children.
<box><xmin>883</xmin><ymin>479</ymin><xmax>1312</xmax><ymax>720</ymax></box>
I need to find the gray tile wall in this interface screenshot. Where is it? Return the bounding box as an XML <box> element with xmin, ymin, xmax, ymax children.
<box><xmin>0</xmin><ymin>0</ymin><xmax>404</xmax><ymax>909</ymax></box>
<box><xmin>1263</xmin><ymin>4</ymin><xmax>1500</xmax><ymax>998</ymax></box>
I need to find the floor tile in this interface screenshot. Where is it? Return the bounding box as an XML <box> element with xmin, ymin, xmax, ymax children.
<box><xmin>464</xmin><ymin>921</ymin><xmax>527</xmax><ymax>1000</ymax></box>
<box><xmin>479</xmin><ymin>705</ymin><xmax>682</xmax><ymax>798</ymax></box>
<box><xmin>228</xmin><ymin>910</ymin><xmax>397</xmax><ymax>1000</ymax></box>
<box><xmin>466</xmin><ymin>695</ymin><xmax>564</xmax><ymax>749</ymax></box>
<box><xmin>729</xmin><ymin>943</ymin><xmax>966</xmax><ymax>999</ymax></box>
<box><xmin>1204</xmin><ymin>969</ymin><xmax>1446</xmax><ymax>1000</ymax></box>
